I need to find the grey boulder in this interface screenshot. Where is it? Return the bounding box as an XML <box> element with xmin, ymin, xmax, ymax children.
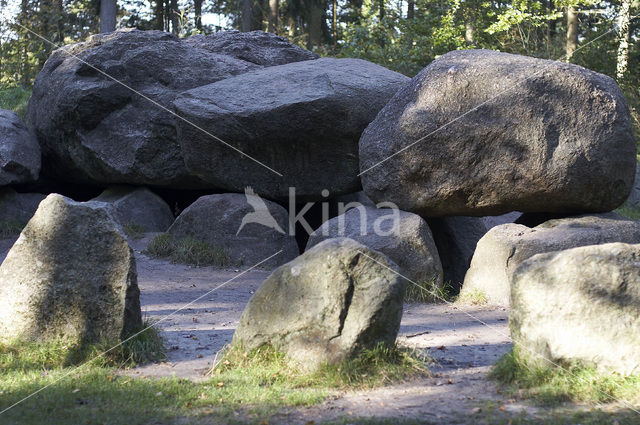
<box><xmin>426</xmin><ymin>216</ymin><xmax>488</xmax><ymax>289</ymax></box>
<box><xmin>461</xmin><ymin>213</ymin><xmax>640</xmax><ymax>305</ymax></box>
<box><xmin>0</xmin><ymin>194</ymin><xmax>141</xmax><ymax>344</ymax></box>
<box><xmin>511</xmin><ymin>242</ymin><xmax>640</xmax><ymax>375</ymax></box>
<box><xmin>93</xmin><ymin>185</ymin><xmax>174</xmax><ymax>232</ymax></box>
<box><xmin>175</xmin><ymin>58</ymin><xmax>409</xmax><ymax>200</ymax></box>
<box><xmin>625</xmin><ymin>163</ymin><xmax>640</xmax><ymax>208</ymax></box>
<box><xmin>306</xmin><ymin>206</ymin><xmax>443</xmax><ymax>287</ymax></box>
<box><xmin>0</xmin><ymin>109</ymin><xmax>41</xmax><ymax>185</ymax></box>
<box><xmin>360</xmin><ymin>49</ymin><xmax>637</xmax><ymax>216</ymax></box>
<box><xmin>168</xmin><ymin>192</ymin><xmax>299</xmax><ymax>268</ymax></box>
<box><xmin>232</xmin><ymin>238</ymin><xmax>405</xmax><ymax>370</ymax></box>
<box><xmin>26</xmin><ymin>29</ymin><xmax>314</xmax><ymax>189</ymax></box>
<box><xmin>0</xmin><ymin>188</ymin><xmax>46</xmax><ymax>227</ymax></box>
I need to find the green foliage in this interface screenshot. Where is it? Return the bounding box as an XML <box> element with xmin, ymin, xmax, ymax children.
<box><xmin>490</xmin><ymin>347</ymin><xmax>640</xmax><ymax>405</ymax></box>
<box><xmin>404</xmin><ymin>279</ymin><xmax>455</xmax><ymax>303</ymax></box>
<box><xmin>0</xmin><ymin>219</ymin><xmax>25</xmax><ymax>239</ymax></box>
<box><xmin>0</xmin><ymin>86</ymin><xmax>31</xmax><ymax>118</ymax></box>
<box><xmin>214</xmin><ymin>342</ymin><xmax>431</xmax><ymax>391</ymax></box>
<box><xmin>456</xmin><ymin>288</ymin><xmax>489</xmax><ymax>305</ymax></box>
<box><xmin>122</xmin><ymin>223</ymin><xmax>146</xmax><ymax>239</ymax></box>
<box><xmin>0</xmin><ymin>320</ymin><xmax>165</xmax><ymax>370</ymax></box>
<box><xmin>146</xmin><ymin>233</ymin><xmax>232</xmax><ymax>267</ymax></box>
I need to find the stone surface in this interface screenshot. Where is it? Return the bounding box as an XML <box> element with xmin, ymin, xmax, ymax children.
<box><xmin>0</xmin><ymin>109</ymin><xmax>41</xmax><ymax>185</ymax></box>
<box><xmin>0</xmin><ymin>194</ymin><xmax>141</xmax><ymax>344</ymax></box>
<box><xmin>426</xmin><ymin>216</ymin><xmax>487</xmax><ymax>290</ymax></box>
<box><xmin>175</xmin><ymin>58</ymin><xmax>409</xmax><ymax>200</ymax></box>
<box><xmin>461</xmin><ymin>213</ymin><xmax>640</xmax><ymax>305</ymax></box>
<box><xmin>232</xmin><ymin>238</ymin><xmax>405</xmax><ymax>370</ymax></box>
<box><xmin>625</xmin><ymin>162</ymin><xmax>640</xmax><ymax>208</ymax></box>
<box><xmin>360</xmin><ymin>49</ymin><xmax>637</xmax><ymax>216</ymax></box>
<box><xmin>0</xmin><ymin>187</ymin><xmax>46</xmax><ymax>225</ymax></box>
<box><xmin>168</xmin><ymin>192</ymin><xmax>299</xmax><ymax>268</ymax></box>
<box><xmin>510</xmin><ymin>242</ymin><xmax>640</xmax><ymax>374</ymax></box>
<box><xmin>26</xmin><ymin>29</ymin><xmax>315</xmax><ymax>189</ymax></box>
<box><xmin>93</xmin><ymin>185</ymin><xmax>174</xmax><ymax>232</ymax></box>
<box><xmin>306</xmin><ymin>206</ymin><xmax>443</xmax><ymax>286</ymax></box>
<box><xmin>481</xmin><ymin>212</ymin><xmax>522</xmax><ymax>230</ymax></box>
<box><xmin>184</xmin><ymin>30</ymin><xmax>318</xmax><ymax>66</ymax></box>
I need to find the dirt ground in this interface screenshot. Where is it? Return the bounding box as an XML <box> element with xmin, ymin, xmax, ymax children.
<box><xmin>123</xmin><ymin>236</ymin><xmax>545</xmax><ymax>423</ymax></box>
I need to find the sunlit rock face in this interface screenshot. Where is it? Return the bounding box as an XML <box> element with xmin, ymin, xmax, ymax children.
<box><xmin>359</xmin><ymin>49</ymin><xmax>637</xmax><ymax>216</ymax></box>
<box><xmin>232</xmin><ymin>238</ymin><xmax>405</xmax><ymax>371</ymax></box>
<box><xmin>510</xmin><ymin>242</ymin><xmax>640</xmax><ymax>375</ymax></box>
<box><xmin>0</xmin><ymin>194</ymin><xmax>141</xmax><ymax>344</ymax></box>
<box><xmin>461</xmin><ymin>213</ymin><xmax>640</xmax><ymax>306</ymax></box>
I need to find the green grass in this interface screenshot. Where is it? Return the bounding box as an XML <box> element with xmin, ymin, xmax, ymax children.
<box><xmin>490</xmin><ymin>347</ymin><xmax>640</xmax><ymax>406</ymax></box>
<box><xmin>146</xmin><ymin>233</ymin><xmax>231</xmax><ymax>267</ymax></box>
<box><xmin>0</xmin><ymin>86</ymin><xmax>31</xmax><ymax>119</ymax></box>
<box><xmin>123</xmin><ymin>223</ymin><xmax>146</xmax><ymax>240</ymax></box>
<box><xmin>404</xmin><ymin>279</ymin><xmax>455</xmax><ymax>303</ymax></box>
<box><xmin>456</xmin><ymin>288</ymin><xmax>489</xmax><ymax>305</ymax></box>
<box><xmin>0</xmin><ymin>341</ymin><xmax>430</xmax><ymax>425</ymax></box>
<box><xmin>616</xmin><ymin>204</ymin><xmax>640</xmax><ymax>220</ymax></box>
<box><xmin>0</xmin><ymin>219</ymin><xmax>24</xmax><ymax>239</ymax></box>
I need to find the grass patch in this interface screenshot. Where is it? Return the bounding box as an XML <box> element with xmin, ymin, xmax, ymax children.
<box><xmin>490</xmin><ymin>347</ymin><xmax>640</xmax><ymax>406</ymax></box>
<box><xmin>213</xmin><ymin>343</ymin><xmax>431</xmax><ymax>392</ymax></box>
<box><xmin>0</xmin><ymin>86</ymin><xmax>31</xmax><ymax>119</ymax></box>
<box><xmin>146</xmin><ymin>233</ymin><xmax>231</xmax><ymax>267</ymax></box>
<box><xmin>0</xmin><ymin>319</ymin><xmax>165</xmax><ymax>371</ymax></box>
<box><xmin>0</xmin><ymin>219</ymin><xmax>24</xmax><ymax>239</ymax></box>
<box><xmin>404</xmin><ymin>279</ymin><xmax>455</xmax><ymax>303</ymax></box>
<box><xmin>456</xmin><ymin>288</ymin><xmax>489</xmax><ymax>305</ymax></box>
<box><xmin>616</xmin><ymin>204</ymin><xmax>640</xmax><ymax>220</ymax></box>
<box><xmin>123</xmin><ymin>223</ymin><xmax>145</xmax><ymax>240</ymax></box>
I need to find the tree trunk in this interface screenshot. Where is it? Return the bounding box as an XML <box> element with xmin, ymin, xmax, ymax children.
<box><xmin>242</xmin><ymin>0</ymin><xmax>253</xmax><ymax>32</ymax></box>
<box><xmin>566</xmin><ymin>6</ymin><xmax>578</xmax><ymax>60</ymax></box>
<box><xmin>100</xmin><ymin>0</ymin><xmax>117</xmax><ymax>33</ymax></box>
<box><xmin>154</xmin><ymin>0</ymin><xmax>164</xmax><ymax>30</ymax></box>
<box><xmin>332</xmin><ymin>0</ymin><xmax>337</xmax><ymax>47</ymax></box>
<box><xmin>378</xmin><ymin>0</ymin><xmax>384</xmax><ymax>21</ymax></box>
<box><xmin>407</xmin><ymin>0</ymin><xmax>414</xmax><ymax>19</ymax></box>
<box><xmin>170</xmin><ymin>0</ymin><xmax>180</xmax><ymax>35</ymax></box>
<box><xmin>268</xmin><ymin>0</ymin><xmax>279</xmax><ymax>33</ymax></box>
<box><xmin>194</xmin><ymin>0</ymin><xmax>203</xmax><ymax>31</ymax></box>
<box><xmin>308</xmin><ymin>0</ymin><xmax>323</xmax><ymax>48</ymax></box>
<box><xmin>616</xmin><ymin>0</ymin><xmax>632</xmax><ymax>80</ymax></box>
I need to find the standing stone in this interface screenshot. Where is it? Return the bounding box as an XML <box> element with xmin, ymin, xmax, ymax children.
<box><xmin>461</xmin><ymin>213</ymin><xmax>640</xmax><ymax>305</ymax></box>
<box><xmin>174</xmin><ymin>58</ymin><xmax>409</xmax><ymax>200</ymax></box>
<box><xmin>0</xmin><ymin>109</ymin><xmax>41</xmax><ymax>185</ymax></box>
<box><xmin>511</xmin><ymin>242</ymin><xmax>640</xmax><ymax>375</ymax></box>
<box><xmin>232</xmin><ymin>238</ymin><xmax>405</xmax><ymax>370</ymax></box>
<box><xmin>360</xmin><ymin>49</ymin><xmax>637</xmax><ymax>216</ymax></box>
<box><xmin>625</xmin><ymin>163</ymin><xmax>640</xmax><ymax>208</ymax></box>
<box><xmin>93</xmin><ymin>185</ymin><xmax>174</xmax><ymax>232</ymax></box>
<box><xmin>168</xmin><ymin>192</ymin><xmax>299</xmax><ymax>268</ymax></box>
<box><xmin>306</xmin><ymin>206</ymin><xmax>443</xmax><ymax>287</ymax></box>
<box><xmin>0</xmin><ymin>194</ymin><xmax>141</xmax><ymax>344</ymax></box>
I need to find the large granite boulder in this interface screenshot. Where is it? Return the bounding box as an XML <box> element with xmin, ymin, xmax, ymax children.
<box><xmin>174</xmin><ymin>58</ymin><xmax>409</xmax><ymax>200</ymax></box>
<box><xmin>168</xmin><ymin>192</ymin><xmax>299</xmax><ymax>268</ymax></box>
<box><xmin>461</xmin><ymin>213</ymin><xmax>640</xmax><ymax>305</ymax></box>
<box><xmin>360</xmin><ymin>49</ymin><xmax>637</xmax><ymax>216</ymax></box>
<box><xmin>26</xmin><ymin>29</ymin><xmax>315</xmax><ymax>189</ymax></box>
<box><xmin>184</xmin><ymin>30</ymin><xmax>318</xmax><ymax>66</ymax></box>
<box><xmin>232</xmin><ymin>238</ymin><xmax>405</xmax><ymax>370</ymax></box>
<box><xmin>306</xmin><ymin>206</ymin><xmax>443</xmax><ymax>287</ymax></box>
<box><xmin>0</xmin><ymin>194</ymin><xmax>141</xmax><ymax>344</ymax></box>
<box><xmin>93</xmin><ymin>185</ymin><xmax>174</xmax><ymax>232</ymax></box>
<box><xmin>511</xmin><ymin>242</ymin><xmax>640</xmax><ymax>375</ymax></box>
<box><xmin>426</xmin><ymin>216</ymin><xmax>487</xmax><ymax>290</ymax></box>
<box><xmin>0</xmin><ymin>109</ymin><xmax>41</xmax><ymax>185</ymax></box>
<box><xmin>0</xmin><ymin>187</ymin><xmax>46</xmax><ymax>230</ymax></box>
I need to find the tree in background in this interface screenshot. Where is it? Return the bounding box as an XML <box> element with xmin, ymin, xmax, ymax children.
<box><xmin>100</xmin><ymin>0</ymin><xmax>117</xmax><ymax>32</ymax></box>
